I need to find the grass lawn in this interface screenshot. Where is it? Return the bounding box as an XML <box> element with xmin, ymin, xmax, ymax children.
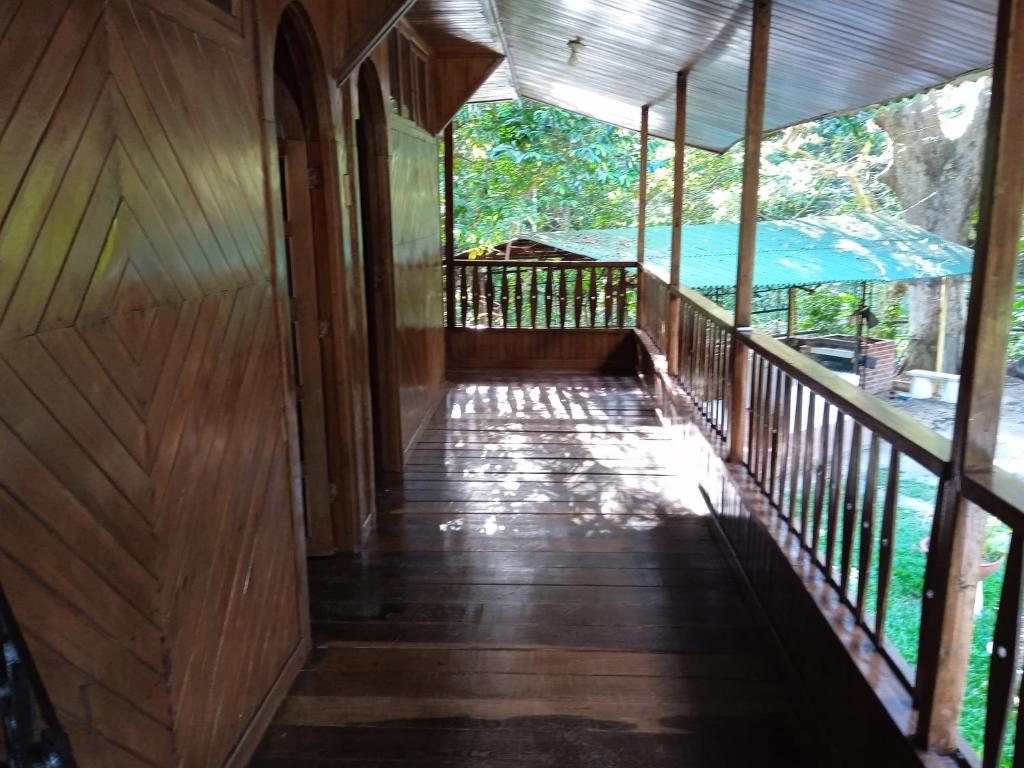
<box><xmin>831</xmin><ymin>471</ymin><xmax>1012</xmax><ymax>765</ymax></box>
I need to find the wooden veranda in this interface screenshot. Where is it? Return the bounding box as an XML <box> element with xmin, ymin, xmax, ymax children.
<box><xmin>2</xmin><ymin>1</ymin><xmax>1024</xmax><ymax>767</ymax></box>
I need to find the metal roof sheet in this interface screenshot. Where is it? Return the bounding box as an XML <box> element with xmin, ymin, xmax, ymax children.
<box><xmin>528</xmin><ymin>214</ymin><xmax>975</xmax><ymax>289</ymax></box>
<box><xmin>413</xmin><ymin>0</ymin><xmax>998</xmax><ymax>152</ymax></box>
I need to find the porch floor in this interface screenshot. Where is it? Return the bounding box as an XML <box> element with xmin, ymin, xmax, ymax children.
<box><xmin>252</xmin><ymin>375</ymin><xmax>818</xmax><ymax>767</ymax></box>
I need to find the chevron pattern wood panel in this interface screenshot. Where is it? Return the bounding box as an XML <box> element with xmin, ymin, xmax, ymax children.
<box><xmin>0</xmin><ymin>0</ymin><xmax>304</xmax><ymax>765</ymax></box>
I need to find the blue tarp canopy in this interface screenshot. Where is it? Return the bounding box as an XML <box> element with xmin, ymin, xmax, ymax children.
<box><xmin>528</xmin><ymin>214</ymin><xmax>974</xmax><ymax>290</ymax></box>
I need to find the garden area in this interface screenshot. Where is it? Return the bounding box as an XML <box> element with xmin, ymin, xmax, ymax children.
<box><xmin>446</xmin><ymin>77</ymin><xmax>1023</xmax><ymax>764</ymax></box>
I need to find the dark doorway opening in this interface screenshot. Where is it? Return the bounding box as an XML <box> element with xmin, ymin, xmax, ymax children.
<box><xmin>356</xmin><ymin>61</ymin><xmax>403</xmax><ymax>477</ymax></box>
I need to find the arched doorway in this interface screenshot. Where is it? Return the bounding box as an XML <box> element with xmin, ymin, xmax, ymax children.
<box><xmin>274</xmin><ymin>7</ymin><xmax>343</xmax><ymax>554</ymax></box>
<box><xmin>356</xmin><ymin>61</ymin><xmax>403</xmax><ymax>476</ymax></box>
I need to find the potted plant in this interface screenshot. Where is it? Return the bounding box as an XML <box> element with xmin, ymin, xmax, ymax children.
<box><xmin>917</xmin><ymin>516</ymin><xmax>1007</xmax><ymax>579</ymax></box>
<box><xmin>979</xmin><ymin>517</ymin><xmax>1010</xmax><ymax>579</ymax></box>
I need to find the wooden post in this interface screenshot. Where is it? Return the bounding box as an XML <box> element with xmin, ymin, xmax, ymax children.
<box><xmin>935</xmin><ymin>276</ymin><xmax>949</xmax><ymax>372</ymax></box>
<box><xmin>666</xmin><ymin>74</ymin><xmax>687</xmax><ymax>377</ymax></box>
<box><xmin>786</xmin><ymin>286</ymin><xmax>796</xmax><ymax>338</ymax></box>
<box><xmin>727</xmin><ymin>0</ymin><xmax>772</xmax><ymax>464</ymax></box>
<box><xmin>444</xmin><ymin>121</ymin><xmax>456</xmax><ymax>328</ymax></box>
<box><xmin>637</xmin><ymin>104</ymin><xmax>650</xmax><ymax>326</ymax></box>
<box><xmin>915</xmin><ymin>0</ymin><xmax>1024</xmax><ymax>749</ymax></box>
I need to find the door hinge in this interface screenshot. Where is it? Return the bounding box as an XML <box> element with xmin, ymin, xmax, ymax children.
<box><xmin>294</xmin><ymin>383</ymin><xmax>304</xmax><ymax>401</ymax></box>
<box><xmin>318</xmin><ymin>319</ymin><xmax>330</xmax><ymax>339</ymax></box>
<box><xmin>308</xmin><ymin>166</ymin><xmax>323</xmax><ymax>190</ymax></box>
<box><xmin>328</xmin><ymin>482</ymin><xmax>339</xmax><ymax>502</ymax></box>
<box><xmin>289</xmin><ymin>295</ymin><xmax>299</xmax><ymax>317</ymax></box>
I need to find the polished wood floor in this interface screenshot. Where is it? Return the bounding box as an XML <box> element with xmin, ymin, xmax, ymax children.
<box><xmin>252</xmin><ymin>376</ymin><xmax>817</xmax><ymax>767</ymax></box>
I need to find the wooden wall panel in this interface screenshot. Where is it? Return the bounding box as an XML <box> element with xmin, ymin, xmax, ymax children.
<box><xmin>388</xmin><ymin>116</ymin><xmax>447</xmax><ymax>455</ymax></box>
<box><xmin>0</xmin><ymin>0</ymin><xmax>434</xmax><ymax>762</ymax></box>
<box><xmin>0</xmin><ymin>0</ymin><xmax>306</xmax><ymax>764</ymax></box>
<box><xmin>446</xmin><ymin>329</ymin><xmax>637</xmax><ymax>373</ymax></box>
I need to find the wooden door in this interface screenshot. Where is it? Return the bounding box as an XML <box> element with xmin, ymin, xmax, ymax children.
<box><xmin>279</xmin><ymin>137</ymin><xmax>334</xmax><ymax>553</ymax></box>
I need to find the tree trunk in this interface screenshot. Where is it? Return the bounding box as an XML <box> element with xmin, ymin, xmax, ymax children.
<box><xmin>874</xmin><ymin>78</ymin><xmax>990</xmax><ymax>374</ymax></box>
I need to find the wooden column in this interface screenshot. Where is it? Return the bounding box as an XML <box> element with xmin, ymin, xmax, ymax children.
<box><xmin>637</xmin><ymin>104</ymin><xmax>650</xmax><ymax>325</ymax></box>
<box><xmin>727</xmin><ymin>0</ymin><xmax>772</xmax><ymax>464</ymax></box>
<box><xmin>916</xmin><ymin>0</ymin><xmax>1024</xmax><ymax>749</ymax></box>
<box><xmin>786</xmin><ymin>286</ymin><xmax>797</xmax><ymax>338</ymax></box>
<box><xmin>444</xmin><ymin>121</ymin><xmax>456</xmax><ymax>328</ymax></box>
<box><xmin>935</xmin><ymin>276</ymin><xmax>949</xmax><ymax>372</ymax></box>
<box><xmin>666</xmin><ymin>74</ymin><xmax>687</xmax><ymax>377</ymax></box>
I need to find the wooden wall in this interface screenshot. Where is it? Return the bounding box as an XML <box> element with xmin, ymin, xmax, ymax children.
<box><xmin>0</xmin><ymin>0</ymin><xmax>303</xmax><ymax>764</ymax></box>
<box><xmin>447</xmin><ymin>329</ymin><xmax>638</xmax><ymax>373</ymax></box>
<box><xmin>0</xmin><ymin>0</ymin><xmax>445</xmax><ymax>764</ymax></box>
<box><xmin>388</xmin><ymin>115</ymin><xmax>446</xmax><ymax>454</ymax></box>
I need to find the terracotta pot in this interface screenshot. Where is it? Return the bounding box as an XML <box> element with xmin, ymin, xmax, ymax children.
<box><xmin>920</xmin><ymin>536</ymin><xmax>1004</xmax><ymax>579</ymax></box>
<box><xmin>979</xmin><ymin>557</ymin><xmax>1004</xmax><ymax>580</ymax></box>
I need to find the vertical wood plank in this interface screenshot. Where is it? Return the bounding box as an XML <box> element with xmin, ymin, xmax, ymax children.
<box><xmin>840</xmin><ymin>422</ymin><xmax>862</xmax><ymax>598</ymax></box>
<box><xmin>530</xmin><ymin>266</ymin><xmax>538</xmax><ymax>328</ymax></box>
<box><xmin>875</xmin><ymin>447</ymin><xmax>901</xmax><ymax>640</ymax></box>
<box><xmin>856</xmin><ymin>433</ymin><xmax>881</xmax><ymax>621</ymax></box>
<box><xmin>728</xmin><ymin>0</ymin><xmax>772</xmax><ymax>463</ymax></box>
<box><xmin>444</xmin><ymin>122</ymin><xmax>455</xmax><ymax>328</ymax></box>
<box><xmin>982</xmin><ymin>530</ymin><xmax>1023</xmax><ymax>768</ymax></box>
<box><xmin>921</xmin><ymin>0</ymin><xmax>1024</xmax><ymax>747</ymax></box>
<box><xmin>637</xmin><ymin>104</ymin><xmax>649</xmax><ymax>320</ymax></box>
<box><xmin>666</xmin><ymin>72</ymin><xmax>687</xmax><ymax>377</ymax></box>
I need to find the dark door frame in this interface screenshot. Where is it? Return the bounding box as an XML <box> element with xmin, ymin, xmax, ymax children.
<box><xmin>273</xmin><ymin>5</ymin><xmax>350</xmax><ymax>554</ymax></box>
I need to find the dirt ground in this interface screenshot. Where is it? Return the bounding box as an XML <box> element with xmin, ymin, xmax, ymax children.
<box><xmin>889</xmin><ymin>376</ymin><xmax>1024</xmax><ymax>478</ymax></box>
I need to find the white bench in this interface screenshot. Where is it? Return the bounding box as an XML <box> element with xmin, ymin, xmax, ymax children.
<box><xmin>907</xmin><ymin>369</ymin><xmax>960</xmax><ymax>403</ymax></box>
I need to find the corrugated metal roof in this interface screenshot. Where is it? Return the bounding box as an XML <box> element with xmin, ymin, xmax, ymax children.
<box><xmin>413</xmin><ymin>0</ymin><xmax>997</xmax><ymax>152</ymax></box>
<box><xmin>528</xmin><ymin>214</ymin><xmax>974</xmax><ymax>289</ymax></box>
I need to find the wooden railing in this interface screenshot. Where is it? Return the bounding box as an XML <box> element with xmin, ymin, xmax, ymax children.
<box><xmin>449</xmin><ymin>259</ymin><xmax>638</xmax><ymax>329</ymax></box>
<box><xmin>643</xmin><ymin>269</ymin><xmax>1024</xmax><ymax>767</ymax></box>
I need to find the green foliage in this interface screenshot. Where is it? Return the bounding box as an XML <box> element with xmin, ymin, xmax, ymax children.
<box><xmin>796</xmin><ymin>288</ymin><xmax>860</xmax><ymax>335</ymax></box>
<box><xmin>448</xmin><ymin>100</ymin><xmax>898</xmax><ymax>252</ymax></box>
<box><xmin>450</xmin><ymin>100</ymin><xmax>644</xmax><ymax>249</ymax></box>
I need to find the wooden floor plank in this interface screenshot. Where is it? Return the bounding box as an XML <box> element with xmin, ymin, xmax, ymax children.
<box><xmin>254</xmin><ymin>375</ymin><xmax>817</xmax><ymax>766</ymax></box>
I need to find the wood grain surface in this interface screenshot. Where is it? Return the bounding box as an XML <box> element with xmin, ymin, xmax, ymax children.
<box><xmin>252</xmin><ymin>376</ymin><xmax>818</xmax><ymax>767</ymax></box>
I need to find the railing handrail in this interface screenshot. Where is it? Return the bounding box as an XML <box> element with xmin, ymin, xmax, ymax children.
<box><xmin>453</xmin><ymin>258</ymin><xmax>639</xmax><ymax>268</ymax></box>
<box><xmin>962</xmin><ymin>467</ymin><xmax>1024</xmax><ymax>528</ymax></box>
<box><xmin>741</xmin><ymin>328</ymin><xmax>951</xmax><ymax>474</ymax></box>
<box><xmin>648</xmin><ymin>268</ymin><xmax>951</xmax><ymax>474</ymax></box>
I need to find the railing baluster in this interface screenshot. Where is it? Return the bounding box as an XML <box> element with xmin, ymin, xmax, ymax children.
<box><xmin>602</xmin><ymin>268</ymin><xmax>610</xmax><ymax>327</ymax></box>
<box><xmin>499</xmin><ymin>266</ymin><xmax>509</xmax><ymax>327</ymax></box>
<box><xmin>812</xmin><ymin>401</ymin><xmax>831</xmax><ymax>555</ymax></box>
<box><xmin>856</xmin><ymin>433</ymin><xmax>881</xmax><ymax>622</ymax></box>
<box><xmin>825</xmin><ymin>413</ymin><xmax>846</xmax><ymax>580</ymax></box>
<box><xmin>544</xmin><ymin>266</ymin><xmax>553</xmax><ymax>327</ymax></box>
<box><xmin>573</xmin><ymin>267</ymin><xmax>583</xmax><ymax>327</ymax></box>
<box><xmin>776</xmin><ymin>374</ymin><xmax>793</xmax><ymax>513</ymax></box>
<box><xmin>617</xmin><ymin>267</ymin><xmax>627</xmax><ymax>327</ymax></box>
<box><xmin>485</xmin><ymin>266</ymin><xmax>495</xmax><ymax>327</ymax></box>
<box><xmin>788</xmin><ymin>384</ymin><xmax>805</xmax><ymax>525</ymax></box>
<box><xmin>588</xmin><ymin>267</ymin><xmax>598</xmax><ymax>326</ymax></box>
<box><xmin>757</xmin><ymin>360</ymin><xmax>773</xmax><ymax>487</ymax></box>
<box><xmin>530</xmin><ymin>266</ymin><xmax>538</xmax><ymax>327</ymax></box>
<box><xmin>471</xmin><ymin>265</ymin><xmax>481</xmax><ymax>327</ymax></box>
<box><xmin>747</xmin><ymin>354</ymin><xmax>761</xmax><ymax>469</ymax></box>
<box><xmin>768</xmin><ymin>367</ymin><xmax>785</xmax><ymax>506</ymax></box>
<box><xmin>800</xmin><ymin>393</ymin><xmax>816</xmax><ymax>545</ymax></box>
<box><xmin>982</xmin><ymin>530</ymin><xmax>1023</xmax><ymax>768</ymax></box>
<box><xmin>875</xmin><ymin>447</ymin><xmax>900</xmax><ymax>640</ymax></box>
<box><xmin>515</xmin><ymin>266</ymin><xmax>523</xmax><ymax>328</ymax></box>
<box><xmin>558</xmin><ymin>267</ymin><xmax>568</xmax><ymax>328</ymax></box>
<box><xmin>840</xmin><ymin>421</ymin><xmax>863</xmax><ymax>598</ymax></box>
<box><xmin>696</xmin><ymin>314</ymin><xmax>706</xmax><ymax>409</ymax></box>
